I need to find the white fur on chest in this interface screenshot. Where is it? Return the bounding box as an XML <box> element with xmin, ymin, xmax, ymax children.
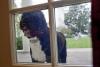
<box><xmin>29</xmin><ymin>37</ymin><xmax>46</xmax><ymax>62</ymax></box>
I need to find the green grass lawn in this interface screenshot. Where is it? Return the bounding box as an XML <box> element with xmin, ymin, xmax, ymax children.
<box><xmin>66</xmin><ymin>36</ymin><xmax>92</xmax><ymax>48</ymax></box>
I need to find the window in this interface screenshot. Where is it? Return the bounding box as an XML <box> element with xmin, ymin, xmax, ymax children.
<box><xmin>9</xmin><ymin>0</ymin><xmax>92</xmax><ymax>67</ymax></box>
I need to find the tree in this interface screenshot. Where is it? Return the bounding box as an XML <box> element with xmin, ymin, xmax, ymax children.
<box><xmin>57</xmin><ymin>27</ymin><xmax>73</xmax><ymax>38</ymax></box>
<box><xmin>64</xmin><ymin>3</ymin><xmax>91</xmax><ymax>35</ymax></box>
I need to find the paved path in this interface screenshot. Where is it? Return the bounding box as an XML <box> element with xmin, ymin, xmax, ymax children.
<box><xmin>17</xmin><ymin>48</ymin><xmax>92</xmax><ymax>65</ymax></box>
<box><xmin>67</xmin><ymin>48</ymin><xmax>92</xmax><ymax>65</ymax></box>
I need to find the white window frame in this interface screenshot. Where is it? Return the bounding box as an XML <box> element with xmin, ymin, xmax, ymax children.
<box><xmin>9</xmin><ymin>0</ymin><xmax>91</xmax><ymax>67</ymax></box>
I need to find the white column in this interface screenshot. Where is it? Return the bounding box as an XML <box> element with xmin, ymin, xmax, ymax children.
<box><xmin>22</xmin><ymin>36</ymin><xmax>30</xmax><ymax>51</ymax></box>
<box><xmin>55</xmin><ymin>7</ymin><xmax>65</xmax><ymax>28</ymax></box>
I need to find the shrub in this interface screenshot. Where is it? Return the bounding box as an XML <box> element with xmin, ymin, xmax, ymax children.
<box><xmin>16</xmin><ymin>37</ymin><xmax>23</xmax><ymax>50</ymax></box>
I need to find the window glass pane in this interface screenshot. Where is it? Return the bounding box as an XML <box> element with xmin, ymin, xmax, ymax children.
<box><xmin>13</xmin><ymin>0</ymin><xmax>48</xmax><ymax>9</ymax></box>
<box><xmin>55</xmin><ymin>3</ymin><xmax>92</xmax><ymax>65</ymax></box>
<box><xmin>15</xmin><ymin>10</ymin><xmax>53</xmax><ymax>63</ymax></box>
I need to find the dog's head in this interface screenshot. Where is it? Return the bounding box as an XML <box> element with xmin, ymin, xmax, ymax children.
<box><xmin>20</xmin><ymin>10</ymin><xmax>48</xmax><ymax>38</ymax></box>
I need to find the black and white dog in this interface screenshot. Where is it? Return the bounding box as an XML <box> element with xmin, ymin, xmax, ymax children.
<box><xmin>20</xmin><ymin>10</ymin><xmax>67</xmax><ymax>63</ymax></box>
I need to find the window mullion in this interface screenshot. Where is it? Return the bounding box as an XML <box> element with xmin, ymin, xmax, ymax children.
<box><xmin>48</xmin><ymin>0</ymin><xmax>58</xmax><ymax>67</ymax></box>
<box><xmin>9</xmin><ymin>13</ymin><xmax>17</xmax><ymax>64</ymax></box>
<box><xmin>9</xmin><ymin>0</ymin><xmax>90</xmax><ymax>14</ymax></box>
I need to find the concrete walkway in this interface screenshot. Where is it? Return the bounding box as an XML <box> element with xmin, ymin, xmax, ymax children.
<box><xmin>17</xmin><ymin>48</ymin><xmax>92</xmax><ymax>65</ymax></box>
<box><xmin>67</xmin><ymin>48</ymin><xmax>92</xmax><ymax>65</ymax></box>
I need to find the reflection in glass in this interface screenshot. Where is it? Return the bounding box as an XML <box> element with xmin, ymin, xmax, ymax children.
<box><xmin>55</xmin><ymin>3</ymin><xmax>92</xmax><ymax>65</ymax></box>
